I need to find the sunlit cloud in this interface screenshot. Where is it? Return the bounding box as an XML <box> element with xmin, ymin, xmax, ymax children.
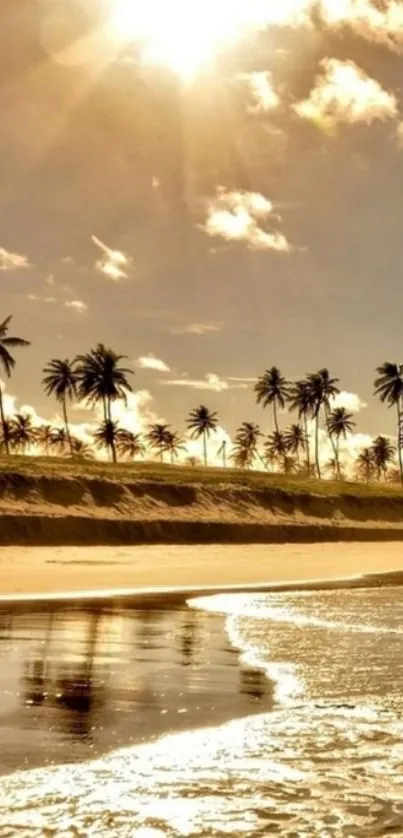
<box><xmin>321</xmin><ymin>0</ymin><xmax>403</xmax><ymax>49</ymax></box>
<box><xmin>294</xmin><ymin>58</ymin><xmax>397</xmax><ymax>129</ymax></box>
<box><xmin>239</xmin><ymin>71</ymin><xmax>280</xmax><ymax>112</ymax></box>
<box><xmin>203</xmin><ymin>187</ymin><xmax>292</xmax><ymax>252</ymax></box>
<box><xmin>92</xmin><ymin>235</ymin><xmax>130</xmax><ymax>281</ymax></box>
<box><xmin>0</xmin><ymin>247</ymin><xmax>31</xmax><ymax>271</ymax></box>
<box><xmin>331</xmin><ymin>391</ymin><xmax>367</xmax><ymax>412</ymax></box>
<box><xmin>137</xmin><ymin>354</ymin><xmax>171</xmax><ymax>372</ymax></box>
<box><xmin>171</xmin><ymin>323</ymin><xmax>222</xmax><ymax>336</ymax></box>
<box><xmin>161</xmin><ymin>372</ymin><xmax>248</xmax><ymax>392</ymax></box>
<box><xmin>65</xmin><ymin>300</ymin><xmax>88</xmax><ymax>314</ymax></box>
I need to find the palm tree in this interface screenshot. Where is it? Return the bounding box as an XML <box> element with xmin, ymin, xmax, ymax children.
<box><xmin>93</xmin><ymin>419</ymin><xmax>123</xmax><ymax>461</ymax></box>
<box><xmin>355</xmin><ymin>447</ymin><xmax>375</xmax><ymax>484</ymax></box>
<box><xmin>233</xmin><ymin>422</ymin><xmax>263</xmax><ymax>470</ymax></box>
<box><xmin>287</xmin><ymin>380</ymin><xmax>312</xmax><ymax>470</ymax></box>
<box><xmin>306</xmin><ymin>369</ymin><xmax>340</xmax><ymax>479</ymax></box>
<box><xmin>49</xmin><ymin>427</ymin><xmax>69</xmax><ymax>456</ymax></box>
<box><xmin>164</xmin><ymin>430</ymin><xmax>186</xmax><ymax>464</ymax></box>
<box><xmin>116</xmin><ymin>430</ymin><xmax>146</xmax><ymax>462</ymax></box>
<box><xmin>217</xmin><ymin>439</ymin><xmax>227</xmax><ymax>468</ymax></box>
<box><xmin>374</xmin><ymin>362</ymin><xmax>403</xmax><ymax>485</ymax></box>
<box><xmin>10</xmin><ymin>413</ymin><xmax>38</xmax><ymax>455</ymax></box>
<box><xmin>327</xmin><ymin>407</ymin><xmax>356</xmax><ymax>479</ymax></box>
<box><xmin>76</xmin><ymin>344</ymin><xmax>133</xmax><ymax>461</ymax></box>
<box><xmin>284</xmin><ymin>423</ymin><xmax>306</xmax><ymax>466</ymax></box>
<box><xmin>0</xmin><ymin>419</ymin><xmax>14</xmax><ymax>455</ymax></box>
<box><xmin>254</xmin><ymin>367</ymin><xmax>289</xmax><ymax>432</ymax></box>
<box><xmin>231</xmin><ymin>444</ymin><xmax>251</xmax><ymax>470</ymax></box>
<box><xmin>70</xmin><ymin>437</ymin><xmax>94</xmax><ymax>460</ymax></box>
<box><xmin>0</xmin><ymin>316</ymin><xmax>30</xmax><ymax>455</ymax></box>
<box><xmin>146</xmin><ymin>423</ymin><xmax>171</xmax><ymax>463</ymax></box>
<box><xmin>36</xmin><ymin>424</ymin><xmax>56</xmax><ymax>456</ymax></box>
<box><xmin>42</xmin><ymin>359</ymin><xmax>78</xmax><ymax>455</ymax></box>
<box><xmin>187</xmin><ymin>405</ymin><xmax>218</xmax><ymax>466</ymax></box>
<box><xmin>264</xmin><ymin>430</ymin><xmax>289</xmax><ymax>472</ymax></box>
<box><xmin>370</xmin><ymin>435</ymin><xmax>396</xmax><ymax>482</ymax></box>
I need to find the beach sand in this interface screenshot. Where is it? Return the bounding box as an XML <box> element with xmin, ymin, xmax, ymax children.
<box><xmin>1</xmin><ymin>542</ymin><xmax>403</xmax><ymax>600</ymax></box>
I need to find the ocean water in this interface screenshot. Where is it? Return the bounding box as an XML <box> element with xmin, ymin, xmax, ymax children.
<box><xmin>1</xmin><ymin>586</ymin><xmax>403</xmax><ymax>836</ymax></box>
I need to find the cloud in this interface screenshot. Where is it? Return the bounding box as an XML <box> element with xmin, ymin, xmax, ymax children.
<box><xmin>162</xmin><ymin>373</ymin><xmax>229</xmax><ymax>392</ymax></box>
<box><xmin>396</xmin><ymin>122</ymin><xmax>403</xmax><ymax>147</ymax></box>
<box><xmin>65</xmin><ymin>299</ymin><xmax>88</xmax><ymax>314</ymax></box>
<box><xmin>294</xmin><ymin>58</ymin><xmax>397</xmax><ymax>129</ymax></box>
<box><xmin>46</xmin><ymin>274</ymin><xmax>55</xmax><ymax>286</ymax></box>
<box><xmin>161</xmin><ymin>372</ymin><xmax>249</xmax><ymax>392</ymax></box>
<box><xmin>92</xmin><ymin>235</ymin><xmax>131</xmax><ymax>281</ymax></box>
<box><xmin>321</xmin><ymin>0</ymin><xmax>403</xmax><ymax>49</ymax></box>
<box><xmin>170</xmin><ymin>323</ymin><xmax>222</xmax><ymax>336</ymax></box>
<box><xmin>331</xmin><ymin>391</ymin><xmax>367</xmax><ymax>412</ymax></box>
<box><xmin>137</xmin><ymin>354</ymin><xmax>170</xmax><ymax>372</ymax></box>
<box><xmin>239</xmin><ymin>71</ymin><xmax>280</xmax><ymax>112</ymax></box>
<box><xmin>0</xmin><ymin>247</ymin><xmax>31</xmax><ymax>271</ymax></box>
<box><xmin>202</xmin><ymin>187</ymin><xmax>292</xmax><ymax>251</ymax></box>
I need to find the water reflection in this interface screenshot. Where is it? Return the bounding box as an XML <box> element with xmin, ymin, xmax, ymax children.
<box><xmin>0</xmin><ymin>600</ymin><xmax>273</xmax><ymax>774</ymax></box>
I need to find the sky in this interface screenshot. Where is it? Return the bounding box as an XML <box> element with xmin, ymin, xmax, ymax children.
<box><xmin>2</xmin><ymin>0</ymin><xmax>403</xmax><ymax>459</ymax></box>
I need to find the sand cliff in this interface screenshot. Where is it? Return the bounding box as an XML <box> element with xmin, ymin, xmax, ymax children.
<box><xmin>1</xmin><ymin>470</ymin><xmax>403</xmax><ymax>545</ymax></box>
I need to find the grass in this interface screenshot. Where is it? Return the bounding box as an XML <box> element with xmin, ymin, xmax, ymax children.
<box><xmin>0</xmin><ymin>454</ymin><xmax>402</xmax><ymax>499</ymax></box>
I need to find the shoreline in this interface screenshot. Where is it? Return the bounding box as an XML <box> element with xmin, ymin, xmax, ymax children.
<box><xmin>1</xmin><ymin>543</ymin><xmax>403</xmax><ymax>607</ymax></box>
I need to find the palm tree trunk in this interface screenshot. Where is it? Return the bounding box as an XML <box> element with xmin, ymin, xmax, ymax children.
<box><xmin>325</xmin><ymin>404</ymin><xmax>338</xmax><ymax>464</ymax></box>
<box><xmin>160</xmin><ymin>448</ymin><xmax>164</xmax><ymax>464</ymax></box>
<box><xmin>335</xmin><ymin>439</ymin><xmax>341</xmax><ymax>480</ymax></box>
<box><xmin>0</xmin><ymin>387</ymin><xmax>9</xmax><ymax>456</ymax></box>
<box><xmin>203</xmin><ymin>432</ymin><xmax>207</xmax><ymax>467</ymax></box>
<box><xmin>170</xmin><ymin>450</ymin><xmax>174</xmax><ymax>465</ymax></box>
<box><xmin>397</xmin><ymin>402</ymin><xmax>403</xmax><ymax>486</ymax></box>
<box><xmin>62</xmin><ymin>397</ymin><xmax>73</xmax><ymax>456</ymax></box>
<box><xmin>222</xmin><ymin>441</ymin><xmax>227</xmax><ymax>468</ymax></box>
<box><xmin>273</xmin><ymin>402</ymin><xmax>279</xmax><ymax>433</ymax></box>
<box><xmin>315</xmin><ymin>413</ymin><xmax>321</xmax><ymax>479</ymax></box>
<box><xmin>303</xmin><ymin>414</ymin><xmax>310</xmax><ymax>471</ymax></box>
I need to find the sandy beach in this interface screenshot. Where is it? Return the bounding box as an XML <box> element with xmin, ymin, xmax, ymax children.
<box><xmin>2</xmin><ymin>542</ymin><xmax>403</xmax><ymax>600</ymax></box>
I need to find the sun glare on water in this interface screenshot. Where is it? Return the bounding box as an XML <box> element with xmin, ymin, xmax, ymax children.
<box><xmin>106</xmin><ymin>0</ymin><xmax>306</xmax><ymax>79</ymax></box>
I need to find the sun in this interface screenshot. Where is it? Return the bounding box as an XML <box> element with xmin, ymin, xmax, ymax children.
<box><xmin>105</xmin><ymin>0</ymin><xmax>283</xmax><ymax>80</ymax></box>
<box><xmin>106</xmin><ymin>0</ymin><xmax>232</xmax><ymax>79</ymax></box>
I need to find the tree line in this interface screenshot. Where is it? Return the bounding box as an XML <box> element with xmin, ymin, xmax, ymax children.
<box><xmin>0</xmin><ymin>315</ymin><xmax>401</xmax><ymax>482</ymax></box>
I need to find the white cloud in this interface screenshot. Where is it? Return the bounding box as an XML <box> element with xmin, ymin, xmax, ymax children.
<box><xmin>0</xmin><ymin>247</ymin><xmax>31</xmax><ymax>271</ymax></box>
<box><xmin>294</xmin><ymin>58</ymin><xmax>397</xmax><ymax>129</ymax></box>
<box><xmin>202</xmin><ymin>187</ymin><xmax>292</xmax><ymax>252</ymax></box>
<box><xmin>396</xmin><ymin>121</ymin><xmax>403</xmax><ymax>147</ymax></box>
<box><xmin>331</xmin><ymin>391</ymin><xmax>367</xmax><ymax>412</ymax></box>
<box><xmin>170</xmin><ymin>323</ymin><xmax>222</xmax><ymax>335</ymax></box>
<box><xmin>321</xmin><ymin>0</ymin><xmax>403</xmax><ymax>49</ymax></box>
<box><xmin>239</xmin><ymin>71</ymin><xmax>280</xmax><ymax>112</ymax></box>
<box><xmin>162</xmin><ymin>373</ymin><xmax>229</xmax><ymax>392</ymax></box>
<box><xmin>46</xmin><ymin>274</ymin><xmax>55</xmax><ymax>286</ymax></box>
<box><xmin>92</xmin><ymin>234</ymin><xmax>131</xmax><ymax>281</ymax></box>
<box><xmin>137</xmin><ymin>354</ymin><xmax>170</xmax><ymax>372</ymax></box>
<box><xmin>65</xmin><ymin>299</ymin><xmax>88</xmax><ymax>314</ymax></box>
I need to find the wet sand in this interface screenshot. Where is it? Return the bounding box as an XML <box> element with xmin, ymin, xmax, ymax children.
<box><xmin>1</xmin><ymin>542</ymin><xmax>403</xmax><ymax>602</ymax></box>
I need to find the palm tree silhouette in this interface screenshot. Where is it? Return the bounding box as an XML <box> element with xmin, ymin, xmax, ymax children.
<box><xmin>217</xmin><ymin>439</ymin><xmax>227</xmax><ymax>468</ymax></box>
<box><xmin>0</xmin><ymin>316</ymin><xmax>30</xmax><ymax>455</ymax></box>
<box><xmin>49</xmin><ymin>426</ymin><xmax>69</xmax><ymax>456</ymax></box>
<box><xmin>287</xmin><ymin>379</ymin><xmax>312</xmax><ymax>471</ymax></box>
<box><xmin>36</xmin><ymin>423</ymin><xmax>55</xmax><ymax>455</ymax></box>
<box><xmin>370</xmin><ymin>435</ymin><xmax>396</xmax><ymax>481</ymax></box>
<box><xmin>306</xmin><ymin>369</ymin><xmax>340</xmax><ymax>478</ymax></box>
<box><xmin>10</xmin><ymin>412</ymin><xmax>38</xmax><ymax>455</ymax></box>
<box><xmin>374</xmin><ymin>362</ymin><xmax>403</xmax><ymax>485</ymax></box>
<box><xmin>164</xmin><ymin>430</ymin><xmax>186</xmax><ymax>464</ymax></box>
<box><xmin>254</xmin><ymin>367</ymin><xmax>289</xmax><ymax>433</ymax></box>
<box><xmin>116</xmin><ymin>429</ymin><xmax>146</xmax><ymax>462</ymax></box>
<box><xmin>70</xmin><ymin>437</ymin><xmax>94</xmax><ymax>460</ymax></box>
<box><xmin>76</xmin><ymin>344</ymin><xmax>133</xmax><ymax>461</ymax></box>
<box><xmin>264</xmin><ymin>430</ymin><xmax>290</xmax><ymax>472</ymax></box>
<box><xmin>284</xmin><ymin>423</ymin><xmax>306</xmax><ymax>467</ymax></box>
<box><xmin>187</xmin><ymin>405</ymin><xmax>218</xmax><ymax>466</ymax></box>
<box><xmin>42</xmin><ymin>359</ymin><xmax>78</xmax><ymax>455</ymax></box>
<box><xmin>232</xmin><ymin>422</ymin><xmax>263</xmax><ymax>470</ymax></box>
<box><xmin>146</xmin><ymin>423</ymin><xmax>171</xmax><ymax>463</ymax></box>
<box><xmin>327</xmin><ymin>407</ymin><xmax>355</xmax><ymax>479</ymax></box>
<box><xmin>93</xmin><ymin>419</ymin><xmax>124</xmax><ymax>461</ymax></box>
<box><xmin>355</xmin><ymin>446</ymin><xmax>375</xmax><ymax>483</ymax></box>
